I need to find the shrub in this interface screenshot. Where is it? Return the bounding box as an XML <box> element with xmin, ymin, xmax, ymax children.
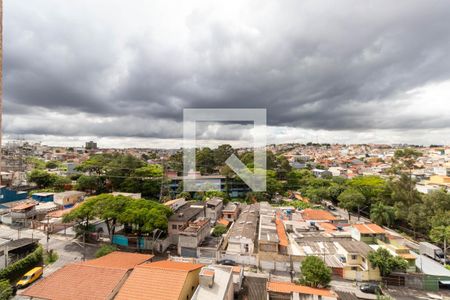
<box><xmin>95</xmin><ymin>245</ymin><xmax>117</xmax><ymax>258</ymax></box>
<box><xmin>44</xmin><ymin>250</ymin><xmax>59</xmax><ymax>265</ymax></box>
<box><xmin>212</xmin><ymin>224</ymin><xmax>228</xmax><ymax>237</ymax></box>
<box><xmin>0</xmin><ymin>245</ymin><xmax>43</xmax><ymax>284</ymax></box>
<box><xmin>0</xmin><ymin>280</ymin><xmax>13</xmax><ymax>300</ymax></box>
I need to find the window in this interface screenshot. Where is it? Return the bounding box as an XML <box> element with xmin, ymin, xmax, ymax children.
<box><xmin>362</xmin><ymin>257</ymin><xmax>366</xmax><ymax>263</ymax></box>
<box><xmin>351</xmin><ymin>255</ymin><xmax>357</xmax><ymax>260</ymax></box>
<box><xmin>172</xmin><ymin>224</ymin><xmax>177</xmax><ymax>230</ymax></box>
<box><xmin>351</xmin><ymin>267</ymin><xmax>358</xmax><ymax>271</ymax></box>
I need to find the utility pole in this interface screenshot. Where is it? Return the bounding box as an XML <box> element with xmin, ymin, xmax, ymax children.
<box><xmin>46</xmin><ymin>215</ymin><xmax>50</xmax><ymax>253</ymax></box>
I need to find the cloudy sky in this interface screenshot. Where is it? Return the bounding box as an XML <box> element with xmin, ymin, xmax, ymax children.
<box><xmin>4</xmin><ymin>0</ymin><xmax>450</xmax><ymax>148</ymax></box>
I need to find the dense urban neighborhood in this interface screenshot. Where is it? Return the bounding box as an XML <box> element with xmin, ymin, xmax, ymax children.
<box><xmin>0</xmin><ymin>141</ymin><xmax>449</xmax><ymax>299</ymax></box>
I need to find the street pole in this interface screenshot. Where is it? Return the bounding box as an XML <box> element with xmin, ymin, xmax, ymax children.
<box><xmin>46</xmin><ymin>215</ymin><xmax>50</xmax><ymax>253</ymax></box>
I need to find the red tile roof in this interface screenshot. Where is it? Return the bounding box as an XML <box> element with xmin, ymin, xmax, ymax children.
<box><xmin>81</xmin><ymin>251</ymin><xmax>153</xmax><ymax>270</ymax></box>
<box><xmin>267</xmin><ymin>281</ymin><xmax>336</xmax><ymax>297</ymax></box>
<box><xmin>275</xmin><ymin>214</ymin><xmax>289</xmax><ymax>247</ymax></box>
<box><xmin>353</xmin><ymin>223</ymin><xmax>385</xmax><ymax>234</ymax></box>
<box><xmin>301</xmin><ymin>209</ymin><xmax>337</xmax><ymax>221</ymax></box>
<box><xmin>23</xmin><ymin>264</ymin><xmax>128</xmax><ymax>300</ymax></box>
<box><xmin>115</xmin><ymin>260</ymin><xmax>203</xmax><ymax>300</ymax></box>
<box><xmin>23</xmin><ymin>251</ymin><xmax>152</xmax><ymax>300</ymax></box>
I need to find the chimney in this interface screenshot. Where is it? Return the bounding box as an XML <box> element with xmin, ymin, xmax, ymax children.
<box><xmin>199</xmin><ymin>268</ymin><xmax>215</xmax><ymax>288</ymax></box>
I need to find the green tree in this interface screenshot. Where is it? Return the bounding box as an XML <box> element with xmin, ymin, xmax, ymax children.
<box><xmin>430</xmin><ymin>225</ymin><xmax>450</xmax><ymax>266</ymax></box>
<box><xmin>27</xmin><ymin>169</ymin><xmax>56</xmax><ymax>188</ymax></box>
<box><xmin>212</xmin><ymin>224</ymin><xmax>228</xmax><ymax>237</ymax></box>
<box><xmin>76</xmin><ymin>175</ymin><xmax>105</xmax><ymax>194</ymax></box>
<box><xmin>370</xmin><ymin>202</ymin><xmax>395</xmax><ymax>227</ymax></box>
<box><xmin>299</xmin><ymin>256</ymin><xmax>331</xmax><ymax>288</ymax></box>
<box><xmin>368</xmin><ymin>248</ymin><xmax>408</xmax><ymax>276</ymax></box>
<box><xmin>45</xmin><ymin>161</ymin><xmax>59</xmax><ymax>169</ymax></box>
<box><xmin>214</xmin><ymin>144</ymin><xmax>235</xmax><ymax>166</ymax></box>
<box><xmin>407</xmin><ymin>203</ymin><xmax>429</xmax><ymax>239</ymax></box>
<box><xmin>338</xmin><ymin>188</ymin><xmax>366</xmax><ymax>220</ymax></box>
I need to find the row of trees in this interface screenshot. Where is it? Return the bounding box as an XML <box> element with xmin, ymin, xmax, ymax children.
<box><xmin>74</xmin><ymin>154</ymin><xmax>163</xmax><ymax>198</ymax></box>
<box><xmin>62</xmin><ymin>194</ymin><xmax>172</xmax><ymax>241</ymax></box>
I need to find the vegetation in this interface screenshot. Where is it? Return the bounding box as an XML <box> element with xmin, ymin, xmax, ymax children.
<box><xmin>299</xmin><ymin>256</ymin><xmax>331</xmax><ymax>288</ymax></box>
<box><xmin>212</xmin><ymin>224</ymin><xmax>228</xmax><ymax>237</ymax></box>
<box><xmin>44</xmin><ymin>250</ymin><xmax>59</xmax><ymax>265</ymax></box>
<box><xmin>368</xmin><ymin>248</ymin><xmax>408</xmax><ymax>276</ymax></box>
<box><xmin>74</xmin><ymin>154</ymin><xmax>163</xmax><ymax>198</ymax></box>
<box><xmin>0</xmin><ymin>245</ymin><xmax>43</xmax><ymax>283</ymax></box>
<box><xmin>27</xmin><ymin>169</ymin><xmax>71</xmax><ymax>191</ymax></box>
<box><xmin>95</xmin><ymin>245</ymin><xmax>118</xmax><ymax>258</ymax></box>
<box><xmin>63</xmin><ymin>194</ymin><xmax>172</xmax><ymax>240</ymax></box>
<box><xmin>0</xmin><ymin>280</ymin><xmax>12</xmax><ymax>300</ymax></box>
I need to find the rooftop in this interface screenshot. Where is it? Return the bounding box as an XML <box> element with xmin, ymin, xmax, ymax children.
<box><xmin>338</xmin><ymin>240</ymin><xmax>373</xmax><ymax>256</ymax></box>
<box><xmin>115</xmin><ymin>260</ymin><xmax>204</xmax><ymax>300</ymax></box>
<box><xmin>353</xmin><ymin>223</ymin><xmax>385</xmax><ymax>234</ymax></box>
<box><xmin>23</xmin><ymin>264</ymin><xmax>128</xmax><ymax>300</ymax></box>
<box><xmin>81</xmin><ymin>251</ymin><xmax>153</xmax><ymax>270</ymax></box>
<box><xmin>169</xmin><ymin>203</ymin><xmax>204</xmax><ymax>222</ymax></box>
<box><xmin>228</xmin><ymin>204</ymin><xmax>259</xmax><ymax>240</ymax></box>
<box><xmin>192</xmin><ymin>265</ymin><xmax>233</xmax><ymax>300</ymax></box>
<box><xmin>301</xmin><ymin>209</ymin><xmax>337</xmax><ymax>221</ymax></box>
<box><xmin>267</xmin><ymin>281</ymin><xmax>336</xmax><ymax>297</ymax></box>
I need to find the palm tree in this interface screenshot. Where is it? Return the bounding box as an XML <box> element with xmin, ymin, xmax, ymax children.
<box><xmin>370</xmin><ymin>202</ymin><xmax>395</xmax><ymax>227</ymax></box>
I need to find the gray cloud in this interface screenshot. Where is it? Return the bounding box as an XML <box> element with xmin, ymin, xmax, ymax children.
<box><xmin>4</xmin><ymin>0</ymin><xmax>450</xmax><ymax>145</ymax></box>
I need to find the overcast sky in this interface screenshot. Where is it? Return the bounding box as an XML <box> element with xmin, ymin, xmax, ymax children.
<box><xmin>4</xmin><ymin>0</ymin><xmax>450</xmax><ymax>148</ymax></box>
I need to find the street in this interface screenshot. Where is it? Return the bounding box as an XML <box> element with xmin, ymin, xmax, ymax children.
<box><xmin>0</xmin><ymin>224</ymin><xmax>99</xmax><ymax>277</ymax></box>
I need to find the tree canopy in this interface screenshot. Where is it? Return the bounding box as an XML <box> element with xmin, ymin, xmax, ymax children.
<box><xmin>299</xmin><ymin>256</ymin><xmax>331</xmax><ymax>288</ymax></box>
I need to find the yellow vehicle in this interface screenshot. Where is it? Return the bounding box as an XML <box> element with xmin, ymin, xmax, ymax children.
<box><xmin>16</xmin><ymin>267</ymin><xmax>43</xmax><ymax>289</ymax></box>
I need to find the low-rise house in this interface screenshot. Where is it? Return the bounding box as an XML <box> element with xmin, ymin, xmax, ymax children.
<box><xmin>192</xmin><ymin>265</ymin><xmax>234</xmax><ymax>300</ymax></box>
<box><xmin>9</xmin><ymin>202</ymin><xmax>38</xmax><ymax>225</ymax></box>
<box><xmin>301</xmin><ymin>209</ymin><xmax>338</xmax><ymax>224</ymax></box>
<box><xmin>370</xmin><ymin>243</ymin><xmax>416</xmax><ymax>273</ymax></box>
<box><xmin>115</xmin><ymin>260</ymin><xmax>204</xmax><ymax>300</ymax></box>
<box><xmin>23</xmin><ymin>252</ymin><xmax>152</xmax><ymax>300</ymax></box>
<box><xmin>351</xmin><ymin>223</ymin><xmax>386</xmax><ymax>243</ymax></box>
<box><xmin>205</xmin><ymin>197</ymin><xmax>224</xmax><ymax>224</ymax></box>
<box><xmin>222</xmin><ymin>202</ymin><xmax>240</xmax><ymax>221</ymax></box>
<box><xmin>53</xmin><ymin>191</ymin><xmax>85</xmax><ymax>207</ymax></box>
<box><xmin>164</xmin><ymin>197</ymin><xmax>187</xmax><ymax>211</ymax></box>
<box><xmin>266</xmin><ymin>281</ymin><xmax>338</xmax><ymax>300</ymax></box>
<box><xmin>178</xmin><ymin>218</ymin><xmax>211</xmax><ymax>257</ymax></box>
<box><xmin>31</xmin><ymin>192</ymin><xmax>55</xmax><ymax>202</ymax></box>
<box><xmin>168</xmin><ymin>203</ymin><xmax>205</xmax><ymax>242</ymax></box>
<box><xmin>336</xmin><ymin>240</ymin><xmax>381</xmax><ymax>281</ymax></box>
<box><xmin>226</xmin><ymin>204</ymin><xmax>259</xmax><ymax>255</ymax></box>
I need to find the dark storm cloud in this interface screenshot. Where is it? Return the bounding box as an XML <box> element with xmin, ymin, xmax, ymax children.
<box><xmin>4</xmin><ymin>0</ymin><xmax>450</xmax><ymax>141</ymax></box>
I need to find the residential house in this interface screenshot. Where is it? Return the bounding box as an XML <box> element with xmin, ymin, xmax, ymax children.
<box><xmin>23</xmin><ymin>252</ymin><xmax>152</xmax><ymax>300</ymax></box>
<box><xmin>53</xmin><ymin>191</ymin><xmax>85</xmax><ymax>207</ymax></box>
<box><xmin>226</xmin><ymin>204</ymin><xmax>259</xmax><ymax>255</ymax></box>
<box><xmin>336</xmin><ymin>240</ymin><xmax>381</xmax><ymax>281</ymax></box>
<box><xmin>266</xmin><ymin>281</ymin><xmax>338</xmax><ymax>300</ymax></box>
<box><xmin>31</xmin><ymin>192</ymin><xmax>55</xmax><ymax>202</ymax></box>
<box><xmin>164</xmin><ymin>198</ymin><xmax>187</xmax><ymax>211</ymax></box>
<box><xmin>192</xmin><ymin>265</ymin><xmax>234</xmax><ymax>300</ymax></box>
<box><xmin>178</xmin><ymin>218</ymin><xmax>211</xmax><ymax>257</ymax></box>
<box><xmin>115</xmin><ymin>260</ymin><xmax>204</xmax><ymax>300</ymax></box>
<box><xmin>351</xmin><ymin>223</ymin><xmax>386</xmax><ymax>243</ymax></box>
<box><xmin>168</xmin><ymin>202</ymin><xmax>205</xmax><ymax>242</ymax></box>
<box><xmin>300</xmin><ymin>209</ymin><xmax>339</xmax><ymax>224</ymax></box>
<box><xmin>205</xmin><ymin>197</ymin><xmax>224</xmax><ymax>224</ymax></box>
<box><xmin>222</xmin><ymin>202</ymin><xmax>240</xmax><ymax>222</ymax></box>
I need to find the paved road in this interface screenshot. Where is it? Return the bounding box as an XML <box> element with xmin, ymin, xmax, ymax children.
<box><xmin>1</xmin><ymin>224</ymin><xmax>98</xmax><ymax>276</ymax></box>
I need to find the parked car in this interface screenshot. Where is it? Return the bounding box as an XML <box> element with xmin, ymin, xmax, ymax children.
<box><xmin>327</xmin><ymin>205</ymin><xmax>336</xmax><ymax>211</ymax></box>
<box><xmin>218</xmin><ymin>259</ymin><xmax>237</xmax><ymax>266</ymax></box>
<box><xmin>360</xmin><ymin>283</ymin><xmax>382</xmax><ymax>295</ymax></box>
<box><xmin>16</xmin><ymin>267</ymin><xmax>43</xmax><ymax>289</ymax></box>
